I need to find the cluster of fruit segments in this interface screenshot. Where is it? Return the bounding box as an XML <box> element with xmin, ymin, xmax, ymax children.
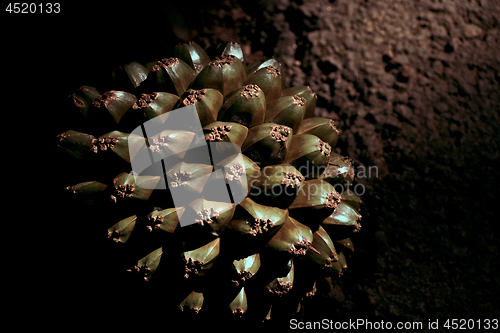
<box><xmin>57</xmin><ymin>41</ymin><xmax>362</xmax><ymax>323</ymax></box>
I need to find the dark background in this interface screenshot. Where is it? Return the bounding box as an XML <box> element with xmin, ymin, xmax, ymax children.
<box><xmin>6</xmin><ymin>0</ymin><xmax>498</xmax><ymax>331</ymax></box>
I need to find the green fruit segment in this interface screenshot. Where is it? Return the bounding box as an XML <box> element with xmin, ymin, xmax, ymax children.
<box><xmin>182</xmin><ymin>238</ymin><xmax>220</xmax><ymax>279</ymax></box>
<box><xmin>265</xmin><ymin>217</ymin><xmax>313</xmax><ymax>256</ymax></box>
<box><xmin>220</xmin><ymin>48</ymin><xmax>246</xmax><ymax>84</ymax></box>
<box><xmin>336</xmin><ymin>238</ymin><xmax>355</xmax><ymax>253</ymax></box>
<box><xmin>179</xmin><ymin>291</ymin><xmax>205</xmax><ymax>314</ymax></box>
<box><xmin>186</xmin><ymin>198</ymin><xmax>235</xmax><ymax>236</ymax></box>
<box><xmin>143</xmin><ymin>57</ymin><xmax>196</xmax><ymax>96</ymax></box>
<box><xmin>265</xmin><ymin>95</ymin><xmax>306</xmax><ymax>132</ymax></box>
<box><xmin>288</xmin><ymin>179</ymin><xmax>341</xmax><ymax>224</ymax></box>
<box><xmin>108</xmin><ymin>215</ymin><xmax>137</xmax><ymax>244</ymax></box>
<box><xmin>319</xmin><ymin>153</ymin><xmax>355</xmax><ymax>185</ymax></box>
<box><xmin>132</xmin><ymin>92</ymin><xmax>180</xmax><ymax>120</ymax></box>
<box><xmin>191</xmin><ymin>55</ymin><xmax>245</xmax><ymax>96</ymax></box>
<box><xmin>124</xmin><ymin>61</ymin><xmax>149</xmax><ymax>89</ymax></box>
<box><xmin>250</xmin><ymin>163</ymin><xmax>304</xmax><ymax>192</ymax></box>
<box><xmin>218</xmin><ymin>41</ymin><xmax>245</xmax><ymax>63</ymax></box>
<box><xmin>245</xmin><ymin>65</ymin><xmax>282</xmax><ymax>103</ymax></box>
<box><xmin>166</xmin><ymin>162</ymin><xmax>213</xmax><ymax>195</ymax></box>
<box><xmin>232</xmin><ymin>253</ymin><xmax>261</xmax><ymax>286</ymax></box>
<box><xmin>127</xmin><ymin>247</ymin><xmax>163</xmax><ymax>282</ymax></box>
<box><xmin>68</xmin><ymin>86</ymin><xmax>100</xmax><ymax>118</ymax></box>
<box><xmin>264</xmin><ymin>305</ymin><xmax>272</xmax><ymax>321</ymax></box>
<box><xmin>65</xmin><ymin>180</ymin><xmax>108</xmax><ymax>195</ymax></box>
<box><xmin>295</xmin><ymin>117</ymin><xmax>340</xmax><ymax>148</ymax></box>
<box><xmin>216</xmin><ymin>42</ymin><xmax>246</xmax><ymax>83</ymax></box>
<box><xmin>203</xmin><ymin>121</ymin><xmax>248</xmax><ymax>148</ymax></box>
<box><xmin>216</xmin><ymin>153</ymin><xmax>261</xmax><ymax>182</ymax></box>
<box><xmin>111</xmin><ymin>61</ymin><xmax>149</xmax><ymax>90</ymax></box>
<box><xmin>242</xmin><ymin>123</ymin><xmax>292</xmax><ymax>166</ymax></box>
<box><xmin>174</xmin><ymin>41</ymin><xmax>210</xmax><ymax>74</ymax></box>
<box><xmin>217</xmin><ymin>84</ymin><xmax>265</xmax><ymax>127</ymax></box>
<box><xmin>57</xmin><ymin>130</ymin><xmax>95</xmax><ymax>160</ymax></box>
<box><xmin>282</xmin><ymin>85</ymin><xmax>317</xmax><ymax>119</ymax></box>
<box><xmin>228</xmin><ymin>198</ymin><xmax>288</xmax><ymax>237</ymax></box>
<box><xmin>286</xmin><ymin>134</ymin><xmax>331</xmax><ymax>179</ymax></box>
<box><xmin>248</xmin><ymin>163</ymin><xmax>304</xmax><ymax>208</ymax></box>
<box><xmin>323</xmin><ymin>202</ymin><xmax>361</xmax><ymax>226</ymax></box>
<box><xmin>246</xmin><ymin>58</ymin><xmax>286</xmax><ymax>90</ymax></box>
<box><xmin>146</xmin><ymin>129</ymin><xmax>196</xmax><ymax>161</ymax></box>
<box><xmin>98</xmin><ymin>131</ymin><xmax>146</xmax><ymax>164</ymax></box>
<box><xmin>302</xmin><ymin>226</ymin><xmax>339</xmax><ymax>271</ymax></box>
<box><xmin>111</xmin><ymin>172</ymin><xmax>161</xmax><ymax>202</ymax></box>
<box><xmin>322</xmin><ymin>202</ymin><xmax>362</xmax><ymax>239</ymax></box>
<box><xmin>229</xmin><ymin>287</ymin><xmax>248</xmax><ymax>316</ymax></box>
<box><xmin>211</xmin><ymin>153</ymin><xmax>260</xmax><ymax>204</ymax></box>
<box><xmin>87</xmin><ymin>90</ymin><xmax>137</xmax><ymax>130</ymax></box>
<box><xmin>146</xmin><ymin>207</ymin><xmax>184</xmax><ymax>233</ymax></box>
<box><xmin>177</xmin><ymin>88</ymin><xmax>224</xmax><ymax>127</ymax></box>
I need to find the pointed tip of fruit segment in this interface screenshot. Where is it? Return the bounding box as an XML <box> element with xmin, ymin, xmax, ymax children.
<box><xmin>229</xmin><ymin>287</ymin><xmax>248</xmax><ymax>316</ymax></box>
<box><xmin>178</xmin><ymin>291</ymin><xmax>204</xmax><ymax>314</ymax></box>
<box><xmin>225</xmin><ymin>162</ymin><xmax>245</xmax><ymax>181</ymax></box>
<box><xmin>270</xmin><ymin>125</ymin><xmax>291</xmax><ymax>143</ymax></box>
<box><xmin>250</xmin><ymin>217</ymin><xmax>274</xmax><ymax>236</ymax></box>
<box><xmin>289</xmin><ymin>239</ymin><xmax>311</xmax><ymax>256</ymax></box>
<box><xmin>241</xmin><ymin>84</ymin><xmax>261</xmax><ymax>99</ymax></box>
<box><xmin>292</xmin><ymin>94</ymin><xmax>306</xmax><ymax>106</ymax></box>
<box><xmin>325</xmin><ymin>191</ymin><xmax>341</xmax><ymax>209</ymax></box>
<box><xmin>133</xmin><ymin>92</ymin><xmax>160</xmax><ymax>110</ymax></box>
<box><xmin>329</xmin><ymin>119</ymin><xmax>340</xmax><ymax>135</ymax></box>
<box><xmin>91</xmin><ymin>137</ymin><xmax>118</xmax><ymax>153</ymax></box>
<box><xmin>281</xmin><ymin>172</ymin><xmax>304</xmax><ymax>188</ymax></box>
<box><xmin>151</xmin><ymin>57</ymin><xmax>179</xmax><ymax>71</ymax></box>
<box><xmin>317</xmin><ymin>140</ymin><xmax>332</xmax><ymax>157</ymax></box>
<box><xmin>205</xmin><ymin>124</ymin><xmax>232</xmax><ymax>141</ymax></box>
<box><xmin>184</xmin><ymin>258</ymin><xmax>204</xmax><ymax>279</ymax></box>
<box><xmin>324</xmin><ymin>253</ymin><xmax>340</xmax><ymax>268</ymax></box>
<box><xmin>307</xmin><ymin>85</ymin><xmax>317</xmax><ymax>99</ymax></box>
<box><xmin>92</xmin><ymin>91</ymin><xmax>118</xmax><ymax>109</ymax></box>
<box><xmin>265</xmin><ymin>65</ymin><xmax>280</xmax><ymax>78</ymax></box>
<box><xmin>182</xmin><ymin>89</ymin><xmax>207</xmax><ymax>106</ymax></box>
<box><xmin>170</xmin><ymin>171</ymin><xmax>191</xmax><ymax>188</ymax></box>
<box><xmin>195</xmin><ymin>206</ymin><xmax>220</xmax><ymax>226</ymax></box>
<box><xmin>146</xmin><ymin>214</ymin><xmax>164</xmax><ymax>232</ymax></box>
<box><xmin>110</xmin><ymin>183</ymin><xmax>135</xmax><ymax>203</ymax></box>
<box><xmin>209</xmin><ymin>54</ymin><xmax>238</xmax><ymax>67</ymax></box>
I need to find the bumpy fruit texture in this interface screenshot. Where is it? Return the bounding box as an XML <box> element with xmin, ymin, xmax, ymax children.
<box><xmin>57</xmin><ymin>41</ymin><xmax>363</xmax><ymax>325</ymax></box>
